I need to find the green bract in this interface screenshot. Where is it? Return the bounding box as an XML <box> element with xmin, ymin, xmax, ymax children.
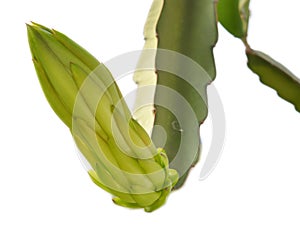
<box><xmin>27</xmin><ymin>22</ymin><xmax>178</xmax><ymax>212</ymax></box>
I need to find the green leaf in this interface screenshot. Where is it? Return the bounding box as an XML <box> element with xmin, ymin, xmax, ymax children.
<box><xmin>152</xmin><ymin>0</ymin><xmax>218</xmax><ymax>188</ymax></box>
<box><xmin>247</xmin><ymin>49</ymin><xmax>300</xmax><ymax>112</ymax></box>
<box><xmin>218</xmin><ymin>0</ymin><xmax>250</xmax><ymax>38</ymax></box>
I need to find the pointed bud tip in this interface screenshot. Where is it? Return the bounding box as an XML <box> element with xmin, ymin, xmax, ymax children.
<box><xmin>26</xmin><ymin>22</ymin><xmax>41</xmax><ymax>40</ymax></box>
<box><xmin>26</xmin><ymin>22</ymin><xmax>37</xmax><ymax>52</ymax></box>
<box><xmin>26</xmin><ymin>22</ymin><xmax>34</xmax><ymax>33</ymax></box>
<box><xmin>26</xmin><ymin>21</ymin><xmax>55</xmax><ymax>39</ymax></box>
<box><xmin>26</xmin><ymin>22</ymin><xmax>40</xmax><ymax>32</ymax></box>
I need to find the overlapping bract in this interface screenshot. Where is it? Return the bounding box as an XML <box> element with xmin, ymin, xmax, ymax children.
<box><xmin>27</xmin><ymin>22</ymin><xmax>178</xmax><ymax>212</ymax></box>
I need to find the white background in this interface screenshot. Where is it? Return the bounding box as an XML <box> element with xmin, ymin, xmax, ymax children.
<box><xmin>1</xmin><ymin>0</ymin><xmax>300</xmax><ymax>240</ymax></box>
